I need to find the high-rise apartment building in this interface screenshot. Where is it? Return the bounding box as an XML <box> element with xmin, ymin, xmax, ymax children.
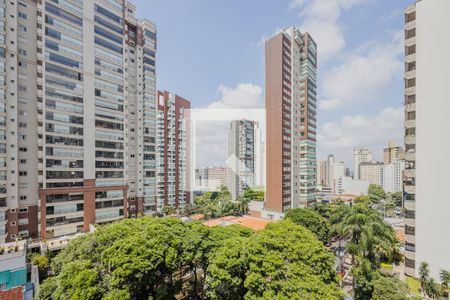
<box><xmin>265</xmin><ymin>27</ymin><xmax>317</xmax><ymax>212</ymax></box>
<box><xmin>227</xmin><ymin>120</ymin><xmax>255</xmax><ymax>200</ymax></box>
<box><xmin>360</xmin><ymin>161</ymin><xmax>404</xmax><ymax>193</ymax></box>
<box><xmin>384</xmin><ymin>141</ymin><xmax>405</xmax><ymax>164</ymax></box>
<box><xmin>353</xmin><ymin>148</ymin><xmax>373</xmax><ymax>180</ymax></box>
<box><xmin>0</xmin><ymin>0</ymin><xmax>158</xmax><ymax>243</ymax></box>
<box><xmin>156</xmin><ymin>91</ymin><xmax>190</xmax><ymax>212</ymax></box>
<box><xmin>317</xmin><ymin>160</ymin><xmax>327</xmax><ymax>187</ymax></box>
<box><xmin>253</xmin><ymin>122</ymin><xmax>265</xmax><ymax>187</ymax></box>
<box><xmin>403</xmin><ymin>0</ymin><xmax>450</xmax><ymax>277</ymax></box>
<box><xmin>360</xmin><ymin>162</ymin><xmax>383</xmax><ymax>186</ymax></box>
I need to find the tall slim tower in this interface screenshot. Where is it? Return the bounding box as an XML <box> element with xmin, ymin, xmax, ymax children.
<box><xmin>265</xmin><ymin>27</ymin><xmax>317</xmax><ymax>212</ymax></box>
<box><xmin>403</xmin><ymin>0</ymin><xmax>450</xmax><ymax>278</ymax></box>
<box><xmin>157</xmin><ymin>91</ymin><xmax>191</xmax><ymax>212</ymax></box>
<box><xmin>227</xmin><ymin>120</ymin><xmax>255</xmax><ymax>201</ymax></box>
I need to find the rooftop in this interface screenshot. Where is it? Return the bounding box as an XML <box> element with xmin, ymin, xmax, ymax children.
<box><xmin>203</xmin><ymin>215</ymin><xmax>273</xmax><ymax>231</ymax></box>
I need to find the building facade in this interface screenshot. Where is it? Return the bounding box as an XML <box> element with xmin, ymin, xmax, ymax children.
<box><xmin>403</xmin><ymin>0</ymin><xmax>450</xmax><ymax>278</ymax></box>
<box><xmin>227</xmin><ymin>120</ymin><xmax>255</xmax><ymax>200</ymax></box>
<box><xmin>156</xmin><ymin>91</ymin><xmax>190</xmax><ymax>212</ymax></box>
<box><xmin>0</xmin><ymin>0</ymin><xmax>158</xmax><ymax>242</ymax></box>
<box><xmin>353</xmin><ymin>147</ymin><xmax>373</xmax><ymax>180</ymax></box>
<box><xmin>360</xmin><ymin>161</ymin><xmax>404</xmax><ymax>193</ymax></box>
<box><xmin>383</xmin><ymin>141</ymin><xmax>405</xmax><ymax>164</ymax></box>
<box><xmin>265</xmin><ymin>27</ymin><xmax>317</xmax><ymax>212</ymax></box>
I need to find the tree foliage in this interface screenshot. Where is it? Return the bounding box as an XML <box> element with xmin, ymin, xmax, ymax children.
<box><xmin>371</xmin><ymin>273</ymin><xmax>410</xmax><ymax>300</ymax></box>
<box><xmin>205</xmin><ymin>220</ymin><xmax>342</xmax><ymax>300</ymax></box>
<box><xmin>368</xmin><ymin>184</ymin><xmax>386</xmax><ymax>205</ymax></box>
<box><xmin>285</xmin><ymin>208</ymin><xmax>331</xmax><ymax>243</ymax></box>
<box><xmin>38</xmin><ymin>217</ymin><xmax>340</xmax><ymax>300</ymax></box>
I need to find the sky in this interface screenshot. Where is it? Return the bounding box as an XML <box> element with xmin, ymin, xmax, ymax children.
<box><xmin>133</xmin><ymin>0</ymin><xmax>411</xmax><ymax>169</ymax></box>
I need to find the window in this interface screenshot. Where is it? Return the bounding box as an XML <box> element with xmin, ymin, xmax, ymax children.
<box><xmin>18</xmin><ymin>12</ymin><xmax>27</xmax><ymax>19</ymax></box>
<box><xmin>18</xmin><ymin>49</ymin><xmax>27</xmax><ymax>55</ymax></box>
<box><xmin>18</xmin><ymin>218</ymin><xmax>28</xmax><ymax>225</ymax></box>
<box><xmin>19</xmin><ymin>122</ymin><xmax>27</xmax><ymax>128</ymax></box>
<box><xmin>18</xmin><ymin>24</ymin><xmax>27</xmax><ymax>32</ymax></box>
<box><xmin>20</xmin><ymin>159</ymin><xmax>26</xmax><ymax>164</ymax></box>
<box><xmin>10</xmin><ymin>221</ymin><xmax>16</xmax><ymax>226</ymax></box>
<box><xmin>19</xmin><ymin>207</ymin><xmax>28</xmax><ymax>213</ymax></box>
<box><xmin>19</xmin><ymin>196</ymin><xmax>27</xmax><ymax>201</ymax></box>
<box><xmin>18</xmin><ymin>85</ymin><xmax>27</xmax><ymax>92</ymax></box>
<box><xmin>19</xmin><ymin>147</ymin><xmax>27</xmax><ymax>152</ymax></box>
<box><xmin>19</xmin><ymin>171</ymin><xmax>27</xmax><ymax>176</ymax></box>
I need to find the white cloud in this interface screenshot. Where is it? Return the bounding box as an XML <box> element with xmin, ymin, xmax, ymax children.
<box><xmin>208</xmin><ymin>83</ymin><xmax>263</xmax><ymax>109</ymax></box>
<box><xmin>320</xmin><ymin>31</ymin><xmax>403</xmax><ymax>107</ymax></box>
<box><xmin>319</xmin><ymin>98</ymin><xmax>344</xmax><ymax>110</ymax></box>
<box><xmin>290</xmin><ymin>0</ymin><xmax>369</xmax><ymax>61</ymax></box>
<box><xmin>195</xmin><ymin>83</ymin><xmax>264</xmax><ymax>168</ymax></box>
<box><xmin>317</xmin><ymin>107</ymin><xmax>404</xmax><ymax>164</ymax></box>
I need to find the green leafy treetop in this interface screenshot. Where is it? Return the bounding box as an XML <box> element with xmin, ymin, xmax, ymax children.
<box><xmin>38</xmin><ymin>217</ymin><xmax>342</xmax><ymax>300</ymax></box>
<box><xmin>284</xmin><ymin>208</ymin><xmax>331</xmax><ymax>243</ymax></box>
<box><xmin>205</xmin><ymin>220</ymin><xmax>343</xmax><ymax>300</ymax></box>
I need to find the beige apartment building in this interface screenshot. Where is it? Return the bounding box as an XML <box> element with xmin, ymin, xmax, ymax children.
<box><xmin>0</xmin><ymin>0</ymin><xmax>160</xmax><ymax>242</ymax></box>
<box><xmin>384</xmin><ymin>141</ymin><xmax>405</xmax><ymax>164</ymax></box>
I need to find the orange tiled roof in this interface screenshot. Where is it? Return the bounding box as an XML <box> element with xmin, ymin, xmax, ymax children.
<box><xmin>203</xmin><ymin>216</ymin><xmax>272</xmax><ymax>231</ymax></box>
<box><xmin>0</xmin><ymin>287</ymin><xmax>23</xmax><ymax>300</ymax></box>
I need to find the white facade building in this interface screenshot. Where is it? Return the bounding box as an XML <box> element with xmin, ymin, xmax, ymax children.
<box><xmin>403</xmin><ymin>0</ymin><xmax>450</xmax><ymax>278</ymax></box>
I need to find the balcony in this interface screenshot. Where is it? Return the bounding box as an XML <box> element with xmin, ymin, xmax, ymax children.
<box><xmin>404</xmin><ymin>247</ymin><xmax>416</xmax><ymax>261</ymax></box>
<box><xmin>405</xmin><ymin>19</ymin><xmax>416</xmax><ymax>31</ymax></box>
<box><xmin>405</xmin><ymin>69</ymin><xmax>416</xmax><ymax>80</ymax></box>
<box><xmin>404</xmin><ymin>184</ymin><xmax>415</xmax><ymax>195</ymax></box>
<box><xmin>405</xmin><ymin>86</ymin><xmax>416</xmax><ymax>95</ymax></box>
<box><xmin>404</xmin><ymin>199</ymin><xmax>415</xmax><ymax>211</ymax></box>
<box><xmin>405</xmin><ymin>119</ymin><xmax>416</xmax><ymax>129</ymax></box>
<box><xmin>405</xmin><ymin>53</ymin><xmax>416</xmax><ymax>63</ymax></box>
<box><xmin>405</xmin><ymin>102</ymin><xmax>416</xmax><ymax>112</ymax></box>
<box><xmin>405</xmin><ymin>134</ymin><xmax>416</xmax><ymax>145</ymax></box>
<box><xmin>405</xmin><ymin>216</ymin><xmax>415</xmax><ymax>227</ymax></box>
<box><xmin>405</xmin><ymin>36</ymin><xmax>416</xmax><ymax>47</ymax></box>
<box><xmin>404</xmin><ymin>168</ymin><xmax>415</xmax><ymax>178</ymax></box>
<box><xmin>405</xmin><ymin>151</ymin><xmax>415</xmax><ymax>161</ymax></box>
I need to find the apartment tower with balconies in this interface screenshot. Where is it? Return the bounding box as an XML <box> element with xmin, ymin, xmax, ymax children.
<box><xmin>265</xmin><ymin>27</ymin><xmax>317</xmax><ymax>212</ymax></box>
<box><xmin>403</xmin><ymin>0</ymin><xmax>450</xmax><ymax>278</ymax></box>
<box><xmin>0</xmin><ymin>0</ymin><xmax>158</xmax><ymax>242</ymax></box>
<box><xmin>156</xmin><ymin>91</ymin><xmax>190</xmax><ymax>212</ymax></box>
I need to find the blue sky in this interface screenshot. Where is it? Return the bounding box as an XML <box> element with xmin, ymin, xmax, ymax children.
<box><xmin>133</xmin><ymin>0</ymin><xmax>411</xmax><ymax>168</ymax></box>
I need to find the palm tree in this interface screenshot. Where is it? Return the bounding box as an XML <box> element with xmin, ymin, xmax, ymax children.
<box><xmin>340</xmin><ymin>203</ymin><xmax>399</xmax><ymax>296</ymax></box>
<box><xmin>440</xmin><ymin>269</ymin><xmax>450</xmax><ymax>299</ymax></box>
<box><xmin>425</xmin><ymin>278</ymin><xmax>442</xmax><ymax>299</ymax></box>
<box><xmin>419</xmin><ymin>262</ymin><xmax>430</xmax><ymax>296</ymax></box>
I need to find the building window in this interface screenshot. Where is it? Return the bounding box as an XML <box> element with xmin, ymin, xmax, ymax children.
<box><xmin>19</xmin><ymin>196</ymin><xmax>27</xmax><ymax>200</ymax></box>
<box><xmin>19</xmin><ymin>171</ymin><xmax>27</xmax><ymax>176</ymax></box>
<box><xmin>19</xmin><ymin>147</ymin><xmax>27</xmax><ymax>152</ymax></box>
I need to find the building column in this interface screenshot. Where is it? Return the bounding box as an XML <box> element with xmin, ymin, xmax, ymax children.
<box><xmin>39</xmin><ymin>191</ymin><xmax>46</xmax><ymax>240</ymax></box>
<box><xmin>83</xmin><ymin>179</ymin><xmax>96</xmax><ymax>233</ymax></box>
<box><xmin>123</xmin><ymin>189</ymin><xmax>128</xmax><ymax>218</ymax></box>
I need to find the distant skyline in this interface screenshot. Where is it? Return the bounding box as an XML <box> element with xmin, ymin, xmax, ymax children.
<box><xmin>134</xmin><ymin>0</ymin><xmax>411</xmax><ymax>166</ymax></box>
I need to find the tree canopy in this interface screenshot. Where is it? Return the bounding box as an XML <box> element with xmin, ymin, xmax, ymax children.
<box><xmin>205</xmin><ymin>220</ymin><xmax>342</xmax><ymax>300</ymax></box>
<box><xmin>285</xmin><ymin>207</ymin><xmax>331</xmax><ymax>243</ymax></box>
<box><xmin>38</xmin><ymin>217</ymin><xmax>341</xmax><ymax>300</ymax></box>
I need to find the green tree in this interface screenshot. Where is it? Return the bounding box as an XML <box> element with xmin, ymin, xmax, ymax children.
<box><xmin>285</xmin><ymin>208</ymin><xmax>331</xmax><ymax>243</ymax></box>
<box><xmin>371</xmin><ymin>273</ymin><xmax>410</xmax><ymax>300</ymax></box>
<box><xmin>206</xmin><ymin>221</ymin><xmax>342</xmax><ymax>300</ymax></box>
<box><xmin>368</xmin><ymin>184</ymin><xmax>386</xmax><ymax>205</ymax></box>
<box><xmin>419</xmin><ymin>261</ymin><xmax>430</xmax><ymax>296</ymax></box>
<box><xmin>390</xmin><ymin>192</ymin><xmax>403</xmax><ymax>207</ymax></box>
<box><xmin>440</xmin><ymin>269</ymin><xmax>450</xmax><ymax>298</ymax></box>
<box><xmin>425</xmin><ymin>278</ymin><xmax>442</xmax><ymax>299</ymax></box>
<box><xmin>340</xmin><ymin>203</ymin><xmax>398</xmax><ymax>297</ymax></box>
